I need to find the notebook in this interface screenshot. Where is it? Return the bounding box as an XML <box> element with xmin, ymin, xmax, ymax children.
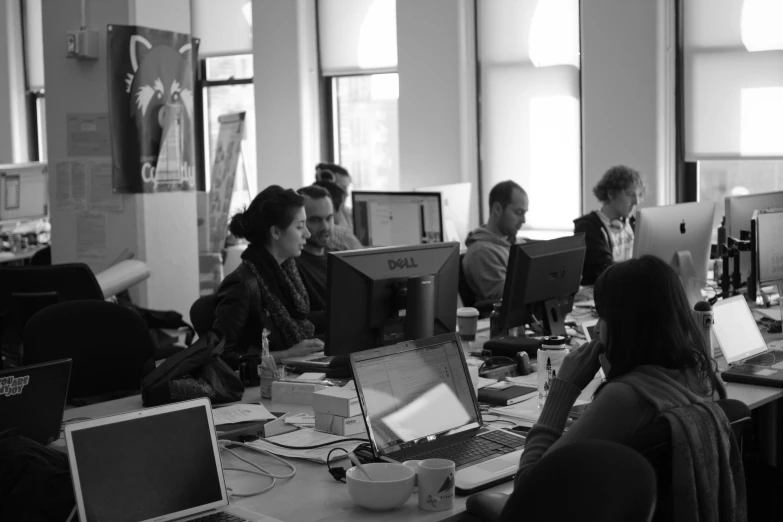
<box><xmin>64</xmin><ymin>398</ymin><xmax>281</xmax><ymax>522</ymax></box>
<box><xmin>0</xmin><ymin>359</ymin><xmax>71</xmax><ymax>444</ymax></box>
<box><xmin>350</xmin><ymin>333</ymin><xmax>527</xmax><ymax>496</ymax></box>
<box><xmin>716</xmin><ymin>295</ymin><xmax>783</xmax><ymax>387</ymax></box>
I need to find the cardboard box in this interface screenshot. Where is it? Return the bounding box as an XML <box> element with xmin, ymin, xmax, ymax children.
<box><xmin>315</xmin><ymin>412</ymin><xmax>366</xmax><ymax>436</ymax></box>
<box><xmin>312</xmin><ymin>387</ymin><xmax>362</xmax><ymax>418</ymax></box>
<box><xmin>271</xmin><ymin>380</ymin><xmax>329</xmax><ymax>405</ymax></box>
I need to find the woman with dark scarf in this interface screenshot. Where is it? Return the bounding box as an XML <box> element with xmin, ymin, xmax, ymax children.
<box><xmin>212</xmin><ymin>186</ymin><xmax>324</xmax><ymax>368</ymax></box>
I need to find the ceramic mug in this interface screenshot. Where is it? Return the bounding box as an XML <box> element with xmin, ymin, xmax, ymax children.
<box><xmin>417</xmin><ymin>458</ymin><xmax>455</xmax><ymax>511</ymax></box>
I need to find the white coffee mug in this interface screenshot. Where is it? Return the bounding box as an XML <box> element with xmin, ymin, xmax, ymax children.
<box><xmin>417</xmin><ymin>458</ymin><xmax>455</xmax><ymax>511</ymax></box>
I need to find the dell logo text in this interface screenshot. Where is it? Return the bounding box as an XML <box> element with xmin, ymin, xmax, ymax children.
<box><xmin>388</xmin><ymin>258</ymin><xmax>419</xmax><ymax>270</ymax></box>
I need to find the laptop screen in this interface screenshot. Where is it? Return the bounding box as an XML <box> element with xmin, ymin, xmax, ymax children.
<box><xmin>66</xmin><ymin>400</ymin><xmax>226</xmax><ymax>522</ymax></box>
<box><xmin>713</xmin><ymin>295</ymin><xmax>768</xmax><ymax>364</ymax></box>
<box><xmin>352</xmin><ymin>336</ymin><xmax>480</xmax><ymax>456</ymax></box>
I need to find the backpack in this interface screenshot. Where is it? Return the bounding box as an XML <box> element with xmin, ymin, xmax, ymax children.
<box><xmin>141</xmin><ymin>332</ymin><xmax>244</xmax><ymax>407</ymax></box>
<box><xmin>0</xmin><ymin>435</ymin><xmax>75</xmax><ymax>522</ymax></box>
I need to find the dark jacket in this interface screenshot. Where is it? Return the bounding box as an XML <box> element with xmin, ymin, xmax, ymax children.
<box><xmin>573</xmin><ymin>211</ymin><xmax>636</xmax><ymax>286</ymax></box>
<box><xmin>212</xmin><ymin>262</ymin><xmax>285</xmax><ymax>367</ymax></box>
<box><xmin>573</xmin><ymin>211</ymin><xmax>613</xmax><ymax>286</ymax></box>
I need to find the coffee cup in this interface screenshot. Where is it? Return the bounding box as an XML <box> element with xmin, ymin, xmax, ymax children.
<box><xmin>457</xmin><ymin>307</ymin><xmax>479</xmax><ymax>341</ymax></box>
<box><xmin>417</xmin><ymin>458</ymin><xmax>456</xmax><ymax>511</ymax></box>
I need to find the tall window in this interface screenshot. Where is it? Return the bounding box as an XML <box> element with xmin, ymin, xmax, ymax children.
<box><xmin>201</xmin><ymin>54</ymin><xmax>256</xmax><ymax>217</ymax></box>
<box><xmin>319</xmin><ymin>0</ymin><xmax>399</xmax><ymax>191</ymax></box>
<box><xmin>477</xmin><ymin>0</ymin><xmax>581</xmax><ymax>238</ymax></box>
<box><xmin>22</xmin><ymin>0</ymin><xmax>46</xmax><ymax>161</ymax></box>
<box><xmin>682</xmin><ymin>0</ymin><xmax>783</xmax><ymax>226</ymax></box>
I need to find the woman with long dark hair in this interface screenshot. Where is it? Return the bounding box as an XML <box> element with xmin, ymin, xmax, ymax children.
<box><xmin>513</xmin><ymin>255</ymin><xmax>746</xmax><ymax>520</ymax></box>
<box><xmin>212</xmin><ymin>185</ymin><xmax>323</xmax><ymax>367</ymax></box>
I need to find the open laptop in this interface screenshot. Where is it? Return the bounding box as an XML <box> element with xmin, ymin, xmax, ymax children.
<box><xmin>0</xmin><ymin>359</ymin><xmax>71</xmax><ymax>444</ymax></box>
<box><xmin>715</xmin><ymin>295</ymin><xmax>783</xmax><ymax>387</ymax></box>
<box><xmin>350</xmin><ymin>333</ymin><xmax>527</xmax><ymax>496</ymax></box>
<box><xmin>64</xmin><ymin>398</ymin><xmax>281</xmax><ymax>522</ymax></box>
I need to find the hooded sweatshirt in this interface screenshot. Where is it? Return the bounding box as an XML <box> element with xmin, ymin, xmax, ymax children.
<box><xmin>463</xmin><ymin>226</ymin><xmax>517</xmax><ymax>303</ymax></box>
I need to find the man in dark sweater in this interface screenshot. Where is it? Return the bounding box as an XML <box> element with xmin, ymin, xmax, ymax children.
<box><xmin>295</xmin><ymin>185</ymin><xmax>334</xmax><ymax>333</ymax></box>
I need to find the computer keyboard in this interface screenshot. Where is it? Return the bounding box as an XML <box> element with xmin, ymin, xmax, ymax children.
<box><xmin>191</xmin><ymin>512</ymin><xmax>250</xmax><ymax>522</ymax></box>
<box><xmin>412</xmin><ymin>431</ymin><xmax>525</xmax><ymax>469</ymax></box>
<box><xmin>744</xmin><ymin>351</ymin><xmax>783</xmax><ymax>366</ymax></box>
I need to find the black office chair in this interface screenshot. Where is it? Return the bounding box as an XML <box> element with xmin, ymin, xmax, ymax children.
<box><xmin>628</xmin><ymin>398</ymin><xmax>751</xmax><ymax>522</ymax></box>
<box><xmin>22</xmin><ymin>300</ymin><xmax>156</xmax><ymax>403</ymax></box>
<box><xmin>30</xmin><ymin>245</ymin><xmax>51</xmax><ymax>266</ymax></box>
<box><xmin>0</xmin><ymin>263</ymin><xmax>104</xmax><ymax>366</ymax></box>
<box><xmin>466</xmin><ymin>440</ymin><xmax>657</xmax><ymax>522</ymax></box>
<box><xmin>190</xmin><ymin>294</ymin><xmax>216</xmax><ymax>338</ymax></box>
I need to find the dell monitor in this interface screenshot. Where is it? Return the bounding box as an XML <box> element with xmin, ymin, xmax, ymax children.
<box><xmin>352</xmin><ymin>191</ymin><xmax>443</xmax><ymax>247</ymax></box>
<box><xmin>498</xmin><ymin>233</ymin><xmax>586</xmax><ymax>337</ymax></box>
<box><xmin>326</xmin><ymin>242</ymin><xmax>459</xmax><ymax>356</ymax></box>
<box><xmin>633</xmin><ymin>201</ymin><xmax>716</xmax><ymax>285</ymax></box>
<box><xmin>725</xmin><ymin>191</ymin><xmax>783</xmax><ymax>282</ymax></box>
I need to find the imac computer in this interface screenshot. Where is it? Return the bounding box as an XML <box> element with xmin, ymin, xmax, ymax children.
<box><xmin>352</xmin><ymin>191</ymin><xmax>443</xmax><ymax>247</ymax></box>
<box><xmin>633</xmin><ymin>201</ymin><xmax>716</xmax><ymax>285</ymax></box>
<box><xmin>416</xmin><ymin>183</ymin><xmax>472</xmax><ymax>248</ymax></box>
<box><xmin>725</xmin><ymin>191</ymin><xmax>783</xmax><ymax>282</ymax></box>
<box><xmin>497</xmin><ymin>233</ymin><xmax>586</xmax><ymax>338</ymax></box>
<box><xmin>326</xmin><ymin>242</ymin><xmax>460</xmax><ymax>357</ymax></box>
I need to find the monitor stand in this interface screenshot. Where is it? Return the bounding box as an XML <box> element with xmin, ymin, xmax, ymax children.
<box><xmin>404</xmin><ymin>274</ymin><xmax>435</xmax><ymax>341</ymax></box>
<box><xmin>540</xmin><ymin>298</ymin><xmax>567</xmax><ymax>337</ymax></box>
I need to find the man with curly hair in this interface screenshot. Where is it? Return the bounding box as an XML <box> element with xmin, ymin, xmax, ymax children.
<box><xmin>574</xmin><ymin>165</ymin><xmax>647</xmax><ymax>285</ymax></box>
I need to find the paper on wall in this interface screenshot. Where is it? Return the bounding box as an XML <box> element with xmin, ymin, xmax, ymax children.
<box><xmin>76</xmin><ymin>212</ymin><xmax>107</xmax><ymax>260</ymax></box>
<box><xmin>89</xmin><ymin>158</ymin><xmax>123</xmax><ymax>212</ymax></box>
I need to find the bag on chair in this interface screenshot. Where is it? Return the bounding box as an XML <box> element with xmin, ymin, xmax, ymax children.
<box><xmin>141</xmin><ymin>332</ymin><xmax>244</xmax><ymax>407</ymax></box>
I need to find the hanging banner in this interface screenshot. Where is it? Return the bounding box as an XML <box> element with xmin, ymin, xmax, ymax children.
<box><xmin>208</xmin><ymin>112</ymin><xmax>246</xmax><ymax>253</ymax></box>
<box><xmin>107</xmin><ymin>24</ymin><xmax>199</xmax><ymax>193</ymax></box>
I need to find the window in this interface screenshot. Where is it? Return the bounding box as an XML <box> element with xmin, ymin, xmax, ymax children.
<box><xmin>331</xmin><ymin>73</ymin><xmax>400</xmax><ymax>191</ymax></box>
<box><xmin>681</xmin><ymin>0</ymin><xmax>783</xmax><ymax>228</ymax></box>
<box><xmin>477</xmin><ymin>0</ymin><xmax>581</xmax><ymax>238</ymax></box>
<box><xmin>201</xmin><ymin>54</ymin><xmax>256</xmax><ymax>217</ymax></box>
<box><xmin>319</xmin><ymin>0</ymin><xmax>399</xmax><ymax>191</ymax></box>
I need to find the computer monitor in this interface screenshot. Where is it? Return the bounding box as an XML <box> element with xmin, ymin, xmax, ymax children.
<box><xmin>0</xmin><ymin>162</ymin><xmax>48</xmax><ymax>224</ymax></box>
<box><xmin>752</xmin><ymin>208</ymin><xmax>783</xmax><ymax>286</ymax></box>
<box><xmin>352</xmin><ymin>191</ymin><xmax>443</xmax><ymax>247</ymax></box>
<box><xmin>633</xmin><ymin>201</ymin><xmax>716</xmax><ymax>284</ymax></box>
<box><xmin>416</xmin><ymin>183</ymin><xmax>472</xmax><ymax>248</ymax></box>
<box><xmin>725</xmin><ymin>191</ymin><xmax>783</xmax><ymax>282</ymax></box>
<box><xmin>326</xmin><ymin>242</ymin><xmax>459</xmax><ymax>356</ymax></box>
<box><xmin>498</xmin><ymin>234</ymin><xmax>586</xmax><ymax>337</ymax></box>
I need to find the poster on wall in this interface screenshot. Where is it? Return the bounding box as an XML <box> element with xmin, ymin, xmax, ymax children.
<box><xmin>107</xmin><ymin>24</ymin><xmax>199</xmax><ymax>193</ymax></box>
<box><xmin>208</xmin><ymin>112</ymin><xmax>246</xmax><ymax>253</ymax></box>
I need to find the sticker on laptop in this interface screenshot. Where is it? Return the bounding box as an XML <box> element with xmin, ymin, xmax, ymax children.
<box><xmin>0</xmin><ymin>375</ymin><xmax>30</xmax><ymax>397</ymax></box>
<box><xmin>754</xmin><ymin>369</ymin><xmax>777</xmax><ymax>376</ymax></box>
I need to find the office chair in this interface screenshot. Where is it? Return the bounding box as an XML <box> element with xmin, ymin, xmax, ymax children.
<box><xmin>0</xmin><ymin>263</ymin><xmax>104</xmax><ymax>366</ymax></box>
<box><xmin>22</xmin><ymin>300</ymin><xmax>156</xmax><ymax>403</ymax></box>
<box><xmin>628</xmin><ymin>398</ymin><xmax>751</xmax><ymax>522</ymax></box>
<box><xmin>190</xmin><ymin>294</ymin><xmax>216</xmax><ymax>338</ymax></box>
<box><xmin>458</xmin><ymin>254</ymin><xmax>496</xmax><ymax>317</ymax></box>
<box><xmin>466</xmin><ymin>439</ymin><xmax>657</xmax><ymax>522</ymax></box>
<box><xmin>30</xmin><ymin>245</ymin><xmax>51</xmax><ymax>266</ymax></box>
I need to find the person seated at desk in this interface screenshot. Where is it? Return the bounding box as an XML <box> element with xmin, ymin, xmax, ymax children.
<box><xmin>573</xmin><ymin>165</ymin><xmax>646</xmax><ymax>285</ymax></box>
<box><xmin>312</xmin><ymin>176</ymin><xmax>363</xmax><ymax>252</ymax></box>
<box><xmin>295</xmin><ymin>185</ymin><xmax>333</xmax><ymax>332</ymax></box>
<box><xmin>463</xmin><ymin>180</ymin><xmax>528</xmax><ymax>303</ymax></box>
<box><xmin>514</xmin><ymin>255</ymin><xmax>746</xmax><ymax>520</ymax></box>
<box><xmin>212</xmin><ymin>186</ymin><xmax>324</xmax><ymax>367</ymax></box>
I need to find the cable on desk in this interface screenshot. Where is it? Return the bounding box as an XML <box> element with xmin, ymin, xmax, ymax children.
<box><xmin>217</xmin><ymin>440</ymin><xmax>297</xmax><ymax>497</ymax></box>
<box><xmin>481</xmin><ymin>415</ymin><xmax>517</xmax><ymax>426</ymax></box>
<box><xmin>259</xmin><ymin>436</ymin><xmax>369</xmax><ymax>450</ymax></box>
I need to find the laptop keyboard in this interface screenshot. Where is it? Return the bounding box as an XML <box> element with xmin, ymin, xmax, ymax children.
<box><xmin>744</xmin><ymin>351</ymin><xmax>783</xmax><ymax>367</ymax></box>
<box><xmin>190</xmin><ymin>513</ymin><xmax>250</xmax><ymax>522</ymax></box>
<box><xmin>412</xmin><ymin>430</ymin><xmax>525</xmax><ymax>469</ymax></box>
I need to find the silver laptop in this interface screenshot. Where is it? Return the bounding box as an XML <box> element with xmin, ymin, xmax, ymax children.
<box><xmin>350</xmin><ymin>333</ymin><xmax>527</xmax><ymax>495</ymax></box>
<box><xmin>64</xmin><ymin>398</ymin><xmax>281</xmax><ymax>522</ymax></box>
<box><xmin>715</xmin><ymin>295</ymin><xmax>783</xmax><ymax>387</ymax></box>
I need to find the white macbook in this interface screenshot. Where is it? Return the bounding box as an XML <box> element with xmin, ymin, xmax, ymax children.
<box><xmin>715</xmin><ymin>295</ymin><xmax>783</xmax><ymax>387</ymax></box>
<box><xmin>350</xmin><ymin>333</ymin><xmax>527</xmax><ymax>495</ymax></box>
<box><xmin>64</xmin><ymin>398</ymin><xmax>281</xmax><ymax>522</ymax></box>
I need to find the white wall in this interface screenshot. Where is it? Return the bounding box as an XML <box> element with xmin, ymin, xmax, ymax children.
<box><xmin>42</xmin><ymin>0</ymin><xmax>199</xmax><ymax>319</ymax></box>
<box><xmin>581</xmin><ymin>0</ymin><xmax>674</xmax><ymax>211</ymax></box>
<box><xmin>396</xmin><ymin>0</ymin><xmax>480</xmax><ymax>231</ymax></box>
<box><xmin>0</xmin><ymin>0</ymin><xmax>29</xmax><ymax>164</ymax></box>
<box><xmin>252</xmin><ymin>0</ymin><xmax>320</xmax><ymax>191</ymax></box>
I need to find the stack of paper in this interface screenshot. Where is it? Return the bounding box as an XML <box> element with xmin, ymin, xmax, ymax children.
<box><xmin>212</xmin><ymin>403</ymin><xmax>276</xmax><ymax>426</ymax></box>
